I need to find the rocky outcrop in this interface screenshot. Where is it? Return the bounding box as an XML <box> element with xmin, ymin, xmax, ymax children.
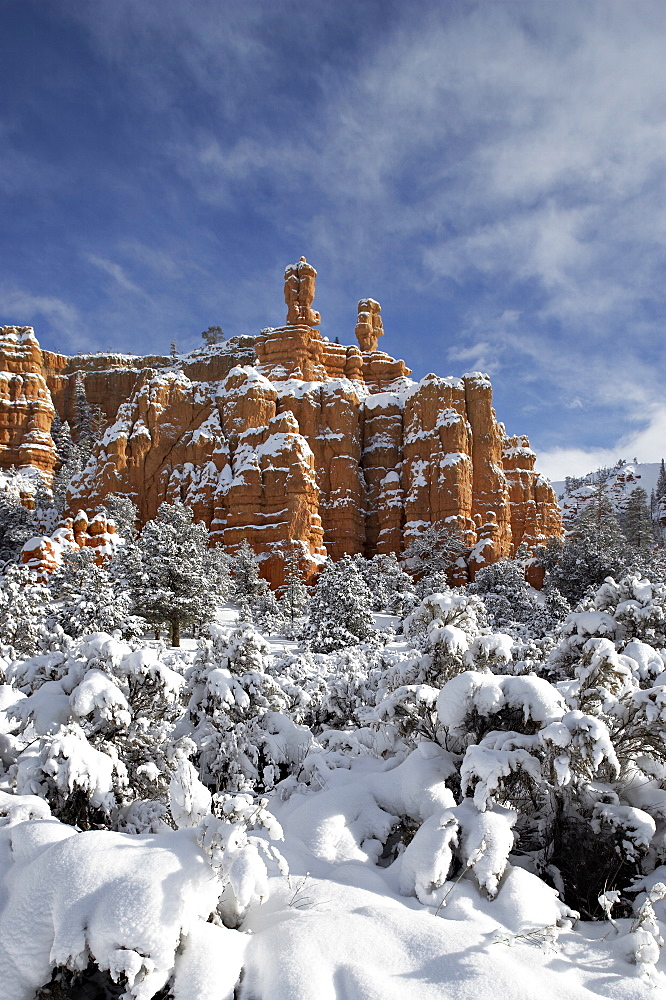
<box><xmin>20</xmin><ymin>510</ymin><xmax>119</xmax><ymax>582</ymax></box>
<box><xmin>284</xmin><ymin>257</ymin><xmax>321</xmax><ymax>327</ymax></box>
<box><xmin>0</xmin><ymin>328</ymin><xmax>57</xmax><ymax>478</ymax></box>
<box><xmin>0</xmin><ymin>260</ymin><xmax>562</xmax><ymax>586</ymax></box>
<box><xmin>355</xmin><ymin>299</ymin><xmax>384</xmax><ymax>353</ymax></box>
<box><xmin>502</xmin><ymin>435</ymin><xmax>563</xmax><ymax>552</ymax></box>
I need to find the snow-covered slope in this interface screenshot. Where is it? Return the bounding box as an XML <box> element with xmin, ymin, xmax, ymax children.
<box><xmin>551</xmin><ymin>461</ymin><xmax>662</xmax><ymax>526</ymax></box>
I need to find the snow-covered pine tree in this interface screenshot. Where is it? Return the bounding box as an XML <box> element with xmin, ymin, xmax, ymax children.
<box><xmin>621</xmin><ymin>487</ymin><xmax>654</xmax><ymax>555</ymax></box>
<box><xmin>278</xmin><ymin>545</ymin><xmax>309</xmax><ymax>631</ymax></box>
<box><xmin>51</xmin><ymin>547</ymin><xmax>140</xmax><ymax>639</ymax></box>
<box><xmin>50</xmin><ymin>413</ymin><xmax>76</xmax><ymax>467</ymax></box>
<box><xmin>97</xmin><ymin>494</ymin><xmax>139</xmax><ymax>541</ymax></box>
<box><xmin>132</xmin><ymin>501</ymin><xmax>218</xmax><ymax>646</ymax></box>
<box><xmin>0</xmin><ymin>488</ymin><xmax>35</xmax><ymax>565</ymax></box>
<box><xmin>250</xmin><ymin>587</ymin><xmax>284</xmax><ymax>635</ymax></box>
<box><xmin>230</xmin><ymin>539</ymin><xmax>267</xmax><ymax>601</ymax></box>
<box><xmin>655</xmin><ymin>459</ymin><xmax>666</xmax><ymax>501</ymax></box>
<box><xmin>302</xmin><ymin>555</ymin><xmax>377</xmax><ymax>653</ymax></box>
<box><xmin>29</xmin><ymin>476</ymin><xmax>60</xmax><ymax>536</ymax></box>
<box><xmin>403</xmin><ymin>521</ymin><xmax>466</xmax><ymax>594</ymax></box>
<box><xmin>204</xmin><ymin>544</ymin><xmax>233</xmax><ymax>602</ymax></box>
<box><xmin>546</xmin><ymin>482</ymin><xmax>628</xmax><ymax>603</ymax></box>
<box><xmin>470</xmin><ymin>548</ymin><xmax>555</xmax><ymax>636</ymax></box>
<box><xmin>51</xmin><ymin>450</ymin><xmax>83</xmax><ymax>517</ymax></box>
<box><xmin>0</xmin><ymin>562</ymin><xmax>51</xmax><ymax>655</ymax></box>
<box><xmin>354</xmin><ymin>552</ymin><xmax>417</xmax><ymax>615</ymax></box>
<box><xmin>72</xmin><ymin>373</ymin><xmax>104</xmax><ymax>462</ymax></box>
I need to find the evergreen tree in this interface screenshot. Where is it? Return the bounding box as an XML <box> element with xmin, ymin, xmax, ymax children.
<box><xmin>31</xmin><ymin>476</ymin><xmax>60</xmax><ymax>535</ymax></box>
<box><xmin>51</xmin><ymin>547</ymin><xmax>140</xmax><ymax>639</ymax></box>
<box><xmin>354</xmin><ymin>552</ymin><xmax>416</xmax><ymax>615</ymax></box>
<box><xmin>0</xmin><ymin>489</ymin><xmax>35</xmax><ymax>565</ymax></box>
<box><xmin>302</xmin><ymin>555</ymin><xmax>377</xmax><ymax>653</ymax></box>
<box><xmin>471</xmin><ymin>556</ymin><xmax>534</xmax><ymax>623</ymax></box>
<box><xmin>649</xmin><ymin>465</ymin><xmax>666</xmax><ymax>547</ymax></box>
<box><xmin>230</xmin><ymin>540</ymin><xmax>267</xmax><ymax>600</ymax></box>
<box><xmin>278</xmin><ymin>546</ymin><xmax>309</xmax><ymax>629</ymax></box>
<box><xmin>201</xmin><ymin>326</ymin><xmax>224</xmax><ymax>346</ymax></box>
<box><xmin>50</xmin><ymin>413</ymin><xmax>77</xmax><ymax>467</ymax></box>
<box><xmin>204</xmin><ymin>544</ymin><xmax>233</xmax><ymax>601</ymax></box>
<box><xmin>96</xmin><ymin>494</ymin><xmax>139</xmax><ymax>541</ymax></box>
<box><xmin>656</xmin><ymin>459</ymin><xmax>666</xmax><ymax>501</ymax></box>
<box><xmin>403</xmin><ymin>522</ymin><xmax>466</xmax><ymax>587</ymax></box>
<box><xmin>51</xmin><ymin>417</ymin><xmax>84</xmax><ymax>515</ymax></box>
<box><xmin>250</xmin><ymin>588</ymin><xmax>284</xmax><ymax>634</ymax></box>
<box><xmin>132</xmin><ymin>502</ymin><xmax>218</xmax><ymax>646</ymax></box>
<box><xmin>621</xmin><ymin>487</ymin><xmax>654</xmax><ymax>555</ymax></box>
<box><xmin>546</xmin><ymin>483</ymin><xmax>628</xmax><ymax>604</ymax></box>
<box><xmin>72</xmin><ymin>374</ymin><xmax>104</xmax><ymax>461</ymax></box>
<box><xmin>0</xmin><ymin>563</ymin><xmax>50</xmax><ymax>655</ymax></box>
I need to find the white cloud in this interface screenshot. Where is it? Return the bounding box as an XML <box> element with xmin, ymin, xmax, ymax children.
<box><xmin>22</xmin><ymin>1</ymin><xmax>666</xmax><ymax>459</ymax></box>
<box><xmin>86</xmin><ymin>254</ymin><xmax>146</xmax><ymax>296</ymax></box>
<box><xmin>0</xmin><ymin>287</ymin><xmax>81</xmax><ymax>340</ymax></box>
<box><xmin>537</xmin><ymin>404</ymin><xmax>666</xmax><ymax>482</ymax></box>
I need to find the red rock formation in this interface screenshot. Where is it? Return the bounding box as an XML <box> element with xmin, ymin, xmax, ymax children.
<box><xmin>502</xmin><ymin>435</ymin><xmax>563</xmax><ymax>552</ymax></box>
<box><xmin>0</xmin><ymin>262</ymin><xmax>562</xmax><ymax>586</ymax></box>
<box><xmin>284</xmin><ymin>257</ymin><xmax>321</xmax><ymax>327</ymax></box>
<box><xmin>0</xmin><ymin>327</ymin><xmax>57</xmax><ymax>478</ymax></box>
<box><xmin>355</xmin><ymin>299</ymin><xmax>384</xmax><ymax>353</ymax></box>
<box><xmin>20</xmin><ymin>510</ymin><xmax>119</xmax><ymax>581</ymax></box>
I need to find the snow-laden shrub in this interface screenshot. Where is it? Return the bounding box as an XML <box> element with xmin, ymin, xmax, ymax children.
<box><xmin>353</xmin><ymin>552</ymin><xmax>418</xmax><ymax>616</ymax></box>
<box><xmin>471</xmin><ymin>554</ymin><xmax>565</xmax><ymax>639</ymax></box>
<box><xmin>437</xmin><ymin>671</ymin><xmax>567</xmax><ymax>753</ymax></box>
<box><xmin>181</xmin><ymin>624</ymin><xmax>316</xmax><ymax>795</ymax></box>
<box><xmin>0</xmin><ymin>563</ymin><xmax>51</xmax><ymax>657</ymax></box>
<box><xmin>50</xmin><ymin>547</ymin><xmax>143</xmax><ymax>639</ymax></box>
<box><xmin>404</xmin><ymin>589</ymin><xmax>486</xmax><ymax>647</ymax></box>
<box><xmin>371</xmin><ymin>592</ymin><xmax>529</xmax><ymax>747</ymax></box>
<box><xmin>430</xmin><ymin>655</ymin><xmax>666</xmax><ymax>917</ymax></box>
<box><xmin>301</xmin><ymin>555</ymin><xmax>378</xmax><ymax>653</ymax></box>
<box><xmin>4</xmin><ymin>633</ymin><xmax>188</xmax><ymax>830</ymax></box>
<box><xmin>0</xmin><ymin>788</ymin><xmax>285</xmax><ymax>1000</ymax></box>
<box><xmin>548</xmin><ymin>575</ymin><xmax>666</xmax><ymax>682</ymax></box>
<box><xmin>249</xmin><ymin>586</ymin><xmax>285</xmax><ymax>634</ymax></box>
<box><xmin>593</xmin><ymin>574</ymin><xmax>666</xmax><ymax>649</ymax></box>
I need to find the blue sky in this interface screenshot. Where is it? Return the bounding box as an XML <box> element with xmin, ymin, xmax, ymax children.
<box><xmin>2</xmin><ymin>0</ymin><xmax>666</xmax><ymax>481</ymax></box>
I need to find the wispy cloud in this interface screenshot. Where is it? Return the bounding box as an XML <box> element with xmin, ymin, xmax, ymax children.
<box><xmin>4</xmin><ymin>0</ymin><xmax>666</xmax><ymax>462</ymax></box>
<box><xmin>0</xmin><ymin>286</ymin><xmax>88</xmax><ymax>350</ymax></box>
<box><xmin>0</xmin><ymin>287</ymin><xmax>81</xmax><ymax>336</ymax></box>
<box><xmin>538</xmin><ymin>405</ymin><xmax>666</xmax><ymax>482</ymax></box>
<box><xmin>86</xmin><ymin>254</ymin><xmax>146</xmax><ymax>296</ymax></box>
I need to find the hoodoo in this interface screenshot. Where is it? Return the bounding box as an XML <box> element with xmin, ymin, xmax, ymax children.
<box><xmin>0</xmin><ymin>260</ymin><xmax>562</xmax><ymax>586</ymax></box>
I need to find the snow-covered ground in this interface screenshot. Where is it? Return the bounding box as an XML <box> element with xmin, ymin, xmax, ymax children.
<box><xmin>551</xmin><ymin>461</ymin><xmax>662</xmax><ymax>504</ymax></box>
<box><xmin>1</xmin><ymin>755</ymin><xmax>662</xmax><ymax>1000</ymax></box>
<box><xmin>1</xmin><ymin>574</ymin><xmax>666</xmax><ymax>999</ymax></box>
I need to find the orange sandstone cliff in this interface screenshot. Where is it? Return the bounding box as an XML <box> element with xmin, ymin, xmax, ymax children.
<box><xmin>0</xmin><ymin>259</ymin><xmax>562</xmax><ymax>585</ymax></box>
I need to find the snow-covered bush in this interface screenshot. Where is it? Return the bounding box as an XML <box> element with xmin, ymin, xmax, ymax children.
<box><xmin>301</xmin><ymin>555</ymin><xmax>377</xmax><ymax>653</ymax></box>
<box><xmin>431</xmin><ymin>654</ymin><xmax>666</xmax><ymax>917</ymax></box>
<box><xmin>472</xmin><ymin>554</ymin><xmax>567</xmax><ymax>638</ymax></box>
<box><xmin>0</xmin><ymin>789</ymin><xmax>285</xmax><ymax>999</ymax></box>
<box><xmin>1</xmin><ymin>514</ymin><xmax>666</xmax><ymax>994</ymax></box>
<box><xmin>0</xmin><ymin>563</ymin><xmax>51</xmax><ymax>656</ymax></box>
<box><xmin>181</xmin><ymin>624</ymin><xmax>316</xmax><ymax>795</ymax></box>
<box><xmin>3</xmin><ymin>633</ymin><xmax>187</xmax><ymax>830</ymax></box>
<box><xmin>354</xmin><ymin>552</ymin><xmax>418</xmax><ymax>615</ymax></box>
<box><xmin>51</xmin><ymin>547</ymin><xmax>142</xmax><ymax>639</ymax></box>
